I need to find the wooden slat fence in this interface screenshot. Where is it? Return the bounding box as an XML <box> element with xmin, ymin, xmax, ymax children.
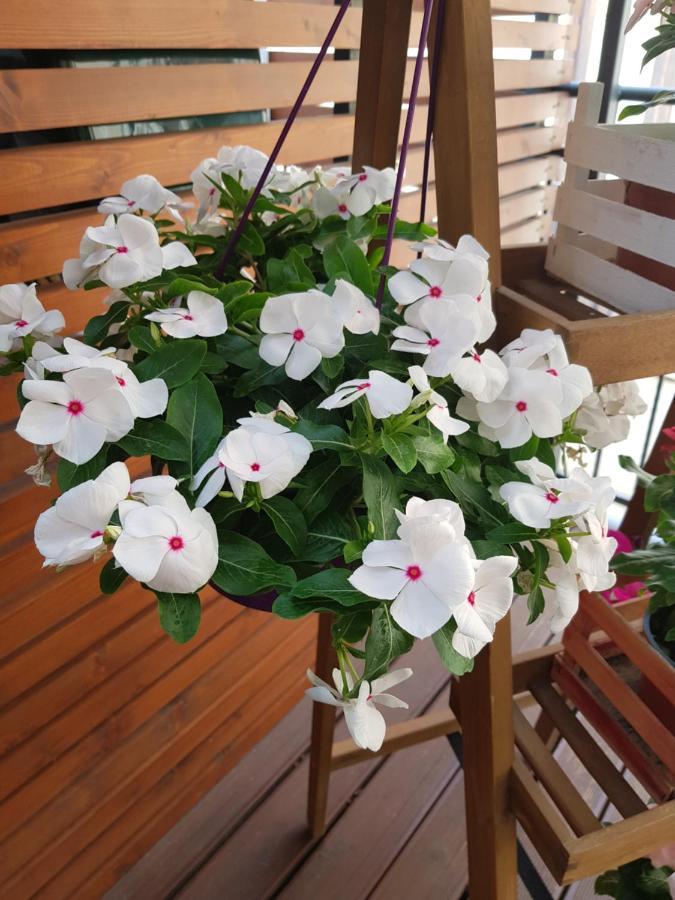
<box><xmin>0</xmin><ymin>0</ymin><xmax>581</xmax><ymax>895</ymax></box>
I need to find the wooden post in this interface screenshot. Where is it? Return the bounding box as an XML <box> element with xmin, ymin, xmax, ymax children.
<box><xmin>307</xmin><ymin>612</ymin><xmax>338</xmax><ymax>837</ymax></box>
<box><xmin>427</xmin><ymin>0</ymin><xmax>502</xmax><ymax>286</ymax></box>
<box><xmin>351</xmin><ymin>0</ymin><xmax>414</xmax><ymax>170</ymax></box>
<box><xmin>307</xmin><ymin>0</ymin><xmax>414</xmax><ymax>840</ymax></box>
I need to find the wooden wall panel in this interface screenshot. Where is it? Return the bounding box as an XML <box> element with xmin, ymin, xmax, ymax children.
<box><xmin>0</xmin><ymin>0</ymin><xmax>581</xmax><ymax>894</ymax></box>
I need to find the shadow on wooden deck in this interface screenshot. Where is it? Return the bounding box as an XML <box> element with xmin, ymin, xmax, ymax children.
<box><xmin>106</xmin><ymin>598</ymin><xmax>608</xmax><ymax>900</ymax></box>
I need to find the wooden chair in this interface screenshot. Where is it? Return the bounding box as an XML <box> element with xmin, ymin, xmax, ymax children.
<box><xmin>307</xmin><ymin>2</ymin><xmax>675</xmax><ymax>896</ymax></box>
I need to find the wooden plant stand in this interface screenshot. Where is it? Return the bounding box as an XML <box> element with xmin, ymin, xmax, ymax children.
<box><xmin>306</xmin><ymin>1</ymin><xmax>675</xmax><ymax>897</ymax></box>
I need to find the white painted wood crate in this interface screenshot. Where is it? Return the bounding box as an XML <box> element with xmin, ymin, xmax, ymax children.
<box><xmin>545</xmin><ymin>81</ymin><xmax>675</xmax><ymax>314</ymax></box>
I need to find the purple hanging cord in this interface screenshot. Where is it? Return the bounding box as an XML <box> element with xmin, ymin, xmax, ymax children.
<box><xmin>419</xmin><ymin>0</ymin><xmax>446</xmax><ymax>226</ymax></box>
<box><xmin>375</xmin><ymin>0</ymin><xmax>436</xmax><ymax>310</ymax></box>
<box><xmin>214</xmin><ymin>0</ymin><xmax>353</xmax><ymax>281</ymax></box>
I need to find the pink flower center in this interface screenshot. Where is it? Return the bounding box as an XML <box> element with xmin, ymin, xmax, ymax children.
<box><xmin>472</xmin><ymin>352</ymin><xmax>481</xmax><ymax>363</ymax></box>
<box><xmin>429</xmin><ymin>286</ymin><xmax>442</xmax><ymax>299</ymax></box>
<box><xmin>427</xmin><ymin>337</ymin><xmax>440</xmax><ymax>347</ymax></box>
<box><xmin>208</xmin><ymin>187</ymin><xmax>216</xmax><ymax>197</ymax></box>
<box><xmin>90</xmin><ymin>530</ymin><xmax>104</xmax><ymax>539</ymax></box>
<box><xmin>467</xmin><ymin>591</ymin><xmax>476</xmax><ymax>606</ymax></box>
<box><xmin>545</xmin><ymin>491</ymin><xmax>559</xmax><ymax>504</ymax></box>
<box><xmin>184</xmin><ymin>314</ymin><xmax>194</xmax><ymax>321</ymax></box>
<box><xmin>67</xmin><ymin>399</ymin><xmax>84</xmax><ymax>416</ymax></box>
<box><xmin>116</xmin><ymin>376</ymin><xmax>126</xmax><ymax>387</ymax></box>
<box><xmin>358</xmin><ymin>173</ymin><xmax>368</xmax><ymax>182</ymax></box>
<box><xmin>357</xmin><ymin>382</ymin><xmax>371</xmax><ymax>391</ymax></box>
<box><xmin>218</xmin><ymin>461</ymin><xmax>225</xmax><ymax>469</ymax></box>
<box><xmin>338</xmin><ymin>203</ymin><xmax>348</xmax><ymax>213</ymax></box>
<box><xmin>546</xmin><ymin>368</ymin><xmax>559</xmax><ymax>377</ymax></box>
<box><xmin>406</xmin><ymin>564</ymin><xmax>422</xmax><ymax>581</ymax></box>
<box><xmin>168</xmin><ymin>535</ymin><xmax>184</xmax><ymax>551</ymax></box>
<box><xmin>14</xmin><ymin>319</ymin><xmax>28</xmax><ymax>328</ymax></box>
<box><xmin>292</xmin><ymin>328</ymin><xmax>305</xmax><ymax>342</ymax></box>
<box><xmin>475</xmin><ymin>294</ymin><xmax>482</xmax><ymax>303</ymax></box>
<box><xmin>126</xmin><ymin>199</ymin><xmax>135</xmax><ymax>207</ymax></box>
<box><xmin>116</xmin><ymin>246</ymin><xmax>129</xmax><ymax>254</ymax></box>
<box><xmin>250</xmin><ymin>462</ymin><xmax>261</xmax><ymax>472</ymax></box>
<box><xmin>515</xmin><ymin>400</ymin><xmax>527</xmax><ymax>412</ymax></box>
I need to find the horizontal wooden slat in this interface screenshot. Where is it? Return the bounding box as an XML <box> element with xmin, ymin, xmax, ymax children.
<box><xmin>498</xmin><ymin>122</ymin><xmax>567</xmax><ymax>165</ymax></box>
<box><xmin>500</xmin><ymin>185</ymin><xmax>556</xmax><ymax>229</ymax></box>
<box><xmin>1</xmin><ymin>57</ymin><xmax>573</xmax><ymax>134</ymax></box>
<box><xmin>502</xmin><ymin>213</ymin><xmax>553</xmax><ymax>246</ymax></box>
<box><xmin>0</xmin><ymin>1</ymin><xmax>576</xmax><ymax>50</ymax></box>
<box><xmin>498</xmin><ymin>156</ymin><xmax>564</xmax><ymax>197</ymax></box>
<box><xmin>0</xmin><ymin>93</ymin><xmax>572</xmax><ymax>216</ymax></box>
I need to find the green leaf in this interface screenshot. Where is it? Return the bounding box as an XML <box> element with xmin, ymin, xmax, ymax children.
<box><xmin>555</xmin><ymin>534</ymin><xmax>573</xmax><ymax>564</ymax></box>
<box><xmin>134</xmin><ymin>338</ymin><xmax>207</xmax><ymax>388</ymax></box>
<box><xmin>99</xmin><ymin>557</ymin><xmax>128</xmax><ymax>595</ymax></box>
<box><xmin>267</xmin><ymin>248</ymin><xmax>316</xmax><ymax>292</ymax></box>
<box><xmin>361</xmin><ymin>455</ymin><xmax>398</xmax><ymax>539</ymax></box>
<box><xmin>456</xmin><ymin>431</ymin><xmax>500</xmax><ymax>457</ymax></box>
<box><xmin>442</xmin><ymin>470</ymin><xmax>503</xmax><ymax>526</ymax></box>
<box><xmin>321</xmin><ymin>354</ymin><xmax>344</xmax><ymax>380</ymax></box>
<box><xmin>83</xmin><ymin>301</ymin><xmax>128</xmax><ymax>346</ymax></box>
<box><xmin>233</xmin><ymin>360</ymin><xmax>285</xmax><ymax>397</ymax></box>
<box><xmin>128</xmin><ymin>325</ymin><xmax>159</xmax><ymax>355</ymax></box>
<box><xmin>117</xmin><ymin>419</ymin><xmax>190</xmax><ymax>461</ymax></box>
<box><xmin>614</xmin><ymin>547</ymin><xmax>675</xmax><ymax>592</ymax></box>
<box><xmin>302</xmin><ymin>508</ymin><xmax>360</xmax><ymax>563</ymax></box>
<box><xmin>472</xmin><ymin>540</ymin><xmax>510</xmax><ymax>560</ymax></box>
<box><xmin>271</xmin><ymin>592</ymin><xmax>312</xmax><ymax>619</ymax></box>
<box><xmin>343</xmin><ymin>538</ymin><xmax>365</xmax><ymax>564</ymax></box>
<box><xmin>237</xmin><ymin>221</ymin><xmax>266</xmax><ymax>257</ymax></box>
<box><xmin>156</xmin><ymin>592</ymin><xmax>201</xmax><ymax>643</ymax></box>
<box><xmin>292</xmin><ymin>568</ymin><xmax>368</xmax><ymax>606</ymax></box>
<box><xmin>332</xmin><ymin>609</ymin><xmax>372</xmax><ymax>644</ymax></box>
<box><xmin>343</xmin><ymin>331</ymin><xmax>388</xmax><ymax>361</ymax></box>
<box><xmin>509</xmin><ymin>435</ymin><xmax>539</xmax><ymax>462</ymax></box>
<box><xmin>294</xmin><ymin>461</ymin><xmax>354</xmax><ymax>524</ymax></box>
<box><xmin>57</xmin><ymin>446</ymin><xmax>109</xmax><ymax>491</ymax></box>
<box><xmin>262</xmin><ymin>497</ymin><xmax>307</xmax><ymax>556</ymax></box>
<box><xmin>618</xmin><ymin>455</ymin><xmax>654</xmax><ymax>487</ymax></box>
<box><xmin>165</xmin><ymin>277</ymin><xmax>216</xmax><ymax>300</ymax></box>
<box><xmin>382</xmin><ymin>433</ymin><xmax>417</xmax><ymax>474</ymax></box>
<box><xmin>527</xmin><ymin>586</ymin><xmax>546</xmax><ymax>624</ymax></box>
<box><xmin>364</xmin><ymin>605</ymin><xmax>414</xmax><ymax>680</ymax></box>
<box><xmin>213</xmin><ymin>531</ymin><xmax>296</xmax><ymax>596</ymax></box>
<box><xmin>645</xmin><ymin>474</ymin><xmax>673</xmax><ymax>513</ymax></box>
<box><xmin>594</xmin><ymin>870</ymin><xmax>621</xmax><ymax>897</ymax></box>
<box><xmin>432</xmin><ymin>619</ymin><xmax>475</xmax><ymax>676</ymax></box>
<box><xmin>487</xmin><ymin>522</ymin><xmax>541</xmax><ymax>544</ymax></box>
<box><xmin>413</xmin><ymin>433</ymin><xmax>455</xmax><ymax>474</ymax></box>
<box><xmin>323</xmin><ymin>236</ymin><xmax>373</xmax><ymax>296</ymax></box>
<box><xmin>294</xmin><ymin>419</ymin><xmax>353</xmax><ymax>452</ymax></box>
<box><xmin>485</xmin><ymin>465</ymin><xmax>527</xmax><ymax>488</ymax></box>
<box><xmin>214</xmin><ymin>333</ymin><xmax>260</xmax><ymax>370</ymax></box>
<box><xmin>619</xmin><ymin>90</ymin><xmax>675</xmax><ymax>120</ymax></box>
<box><xmin>166</xmin><ymin>373</ymin><xmax>222</xmax><ymax>477</ymax></box>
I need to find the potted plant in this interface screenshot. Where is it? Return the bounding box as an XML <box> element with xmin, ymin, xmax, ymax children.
<box><xmin>0</xmin><ymin>146</ymin><xmax>646</xmax><ymax>752</ymax></box>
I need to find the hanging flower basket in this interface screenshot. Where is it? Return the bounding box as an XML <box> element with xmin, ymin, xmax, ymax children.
<box><xmin>0</xmin><ymin>0</ymin><xmax>647</xmax><ymax>754</ymax></box>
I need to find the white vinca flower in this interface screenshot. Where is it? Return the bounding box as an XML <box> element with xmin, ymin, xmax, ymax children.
<box><xmin>34</xmin><ymin>462</ymin><xmax>130</xmax><ymax>567</ymax></box>
<box><xmin>350</xmin><ymin>500</ymin><xmax>475</xmax><ymax>639</ymax></box>
<box><xmin>312</xmin><ymin>166</ymin><xmax>395</xmax><ymax>220</ymax></box>
<box><xmin>318</xmin><ymin>370</ymin><xmax>412</xmax><ymax>420</ymax></box>
<box><xmin>145</xmin><ymin>291</ymin><xmax>228</xmax><ymax>339</ymax></box>
<box><xmin>0</xmin><ymin>283</ymin><xmax>65</xmax><ymax>353</ymax></box>
<box><xmin>576</xmin><ymin>381</ymin><xmax>647</xmax><ymax>450</ymax></box>
<box><xmin>191</xmin><ymin>145</ymin><xmax>271</xmax><ymax>219</ymax></box>
<box><xmin>191</xmin><ymin>437</ymin><xmax>227</xmax><ymax>508</ymax></box>
<box><xmin>331</xmin><ymin>279</ymin><xmax>380</xmax><ymax>335</ymax></box>
<box><xmin>542</xmin><ymin>565</ymin><xmax>580</xmax><ymax>633</ymax></box>
<box><xmin>17</xmin><ymin>368</ymin><xmax>134</xmax><ymax>464</ymax></box>
<box><xmin>395</xmin><ymin>496</ymin><xmax>470</xmax><ymax>551</ymax></box>
<box><xmin>408</xmin><ymin>366</ymin><xmax>469</xmax><ymax>442</ymax></box>
<box><xmin>62</xmin><ymin>214</ymin><xmax>197</xmax><ymax>290</ymax></box>
<box><xmin>130</xmin><ymin>474</ymin><xmax>181</xmax><ymax>507</ymax></box>
<box><xmin>40</xmin><ymin>338</ymin><xmax>168</xmax><ymax>419</ymax></box>
<box><xmin>473</xmin><ymin>368</ymin><xmax>564</xmax><ymax>449</ymax></box>
<box><xmin>98</xmin><ymin>174</ymin><xmax>187</xmax><ymax>218</ymax></box>
<box><xmin>499</xmin><ymin>477</ymin><xmax>591</xmax><ymax>530</ymax></box>
<box><xmin>411</xmin><ymin>233</ymin><xmax>490</xmax><ymax>263</ymax></box>
<box><xmin>452</xmin><ymin>556</ymin><xmax>517</xmax><ymax>659</ymax></box>
<box><xmin>113</xmin><ymin>491</ymin><xmax>218</xmax><ymax>594</ymax></box>
<box><xmin>258</xmin><ymin>290</ymin><xmax>344</xmax><ymax>380</ymax></box>
<box><xmin>392</xmin><ymin>299</ymin><xmax>478</xmax><ymax>377</ymax></box>
<box><xmin>217</xmin><ymin>417</ymin><xmax>312</xmax><ymax>502</ymax></box>
<box><xmin>306</xmin><ymin>667</ymin><xmax>412</xmax><ymax>752</ymax></box>
<box><xmin>450</xmin><ymin>348</ymin><xmax>508</xmax><ymax>404</ymax></box>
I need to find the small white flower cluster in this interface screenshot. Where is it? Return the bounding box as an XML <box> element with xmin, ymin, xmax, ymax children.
<box><xmin>0</xmin><ymin>283</ymin><xmax>65</xmax><ymax>354</ymax></box>
<box><xmin>17</xmin><ymin>329</ymin><xmax>168</xmax><ymax>465</ymax></box>
<box><xmin>34</xmin><ymin>462</ymin><xmax>218</xmax><ymax>593</ymax></box>
<box><xmin>312</xmin><ymin>165</ymin><xmax>396</xmax><ymax>220</ymax></box>
<box><xmin>576</xmin><ymin>381</ymin><xmax>648</xmax><ymax>449</ymax></box>
<box><xmin>500</xmin><ymin>458</ymin><xmax>617</xmax><ymax>631</ymax></box>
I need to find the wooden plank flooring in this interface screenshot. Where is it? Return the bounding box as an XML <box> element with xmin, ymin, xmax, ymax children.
<box><xmin>107</xmin><ymin>599</ymin><xmax>617</xmax><ymax>900</ymax></box>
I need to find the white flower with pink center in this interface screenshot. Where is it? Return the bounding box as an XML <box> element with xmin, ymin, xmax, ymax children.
<box><xmin>392</xmin><ymin>298</ymin><xmax>478</xmax><ymax>377</ymax></box>
<box><xmin>17</xmin><ymin>368</ymin><xmax>135</xmax><ymax>464</ymax></box>
<box><xmin>0</xmin><ymin>283</ymin><xmax>65</xmax><ymax>353</ymax></box>
<box><xmin>331</xmin><ymin>279</ymin><xmax>380</xmax><ymax>336</ymax></box>
<box><xmin>98</xmin><ymin>174</ymin><xmax>187</xmax><ymax>218</ymax></box>
<box><xmin>349</xmin><ymin>523</ymin><xmax>475</xmax><ymax>639</ymax></box>
<box><xmin>449</xmin><ymin>347</ymin><xmax>508</xmax><ymax>403</ymax></box>
<box><xmin>318</xmin><ymin>370</ymin><xmax>413</xmax><ymax>419</ymax></box>
<box><xmin>258</xmin><ymin>290</ymin><xmax>344</xmax><ymax>381</ymax></box>
<box><xmin>191</xmin><ymin>437</ymin><xmax>228</xmax><ymax>508</ymax></box>
<box><xmin>62</xmin><ymin>214</ymin><xmax>196</xmax><ymax>290</ymax></box>
<box><xmin>407</xmin><ymin>366</ymin><xmax>469</xmax><ymax>442</ymax></box>
<box><xmin>499</xmin><ymin>473</ymin><xmax>591</xmax><ymax>529</ymax></box>
<box><xmin>34</xmin><ymin>461</ymin><xmax>130</xmax><ymax>568</ymax></box>
<box><xmin>474</xmin><ymin>368</ymin><xmax>564</xmax><ymax>449</ymax></box>
<box><xmin>312</xmin><ymin>165</ymin><xmax>394</xmax><ymax>220</ymax></box>
<box><xmin>113</xmin><ymin>491</ymin><xmax>218</xmax><ymax>594</ymax></box>
<box><xmin>145</xmin><ymin>290</ymin><xmax>227</xmax><ymax>339</ymax></box>
<box><xmin>191</xmin><ymin>145</ymin><xmax>271</xmax><ymax>219</ymax></box>
<box><xmin>217</xmin><ymin>417</ymin><xmax>312</xmax><ymax>502</ymax></box>
<box><xmin>306</xmin><ymin>666</ymin><xmax>412</xmax><ymax>752</ymax></box>
<box><xmin>452</xmin><ymin>556</ymin><xmax>517</xmax><ymax>659</ymax></box>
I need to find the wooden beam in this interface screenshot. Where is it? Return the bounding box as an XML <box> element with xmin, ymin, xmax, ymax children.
<box><xmin>306</xmin><ymin>613</ymin><xmax>337</xmax><ymax>839</ymax></box>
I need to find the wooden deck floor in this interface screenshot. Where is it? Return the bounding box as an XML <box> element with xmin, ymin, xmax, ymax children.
<box><xmin>106</xmin><ymin>600</ymin><xmax>610</xmax><ymax>900</ymax></box>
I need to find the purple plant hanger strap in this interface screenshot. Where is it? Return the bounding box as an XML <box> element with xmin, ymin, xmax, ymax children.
<box><xmin>214</xmin><ymin>0</ymin><xmax>353</xmax><ymax>280</ymax></box>
<box><xmin>375</xmin><ymin>0</ymin><xmax>436</xmax><ymax>310</ymax></box>
<box><xmin>419</xmin><ymin>0</ymin><xmax>446</xmax><ymax>226</ymax></box>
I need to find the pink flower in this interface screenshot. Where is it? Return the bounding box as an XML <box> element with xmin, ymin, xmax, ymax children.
<box><xmin>625</xmin><ymin>0</ymin><xmax>668</xmax><ymax>32</ymax></box>
<box><xmin>651</xmin><ymin>842</ymin><xmax>675</xmax><ymax>870</ymax></box>
<box><xmin>608</xmin><ymin>529</ymin><xmax>634</xmax><ymax>556</ymax></box>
